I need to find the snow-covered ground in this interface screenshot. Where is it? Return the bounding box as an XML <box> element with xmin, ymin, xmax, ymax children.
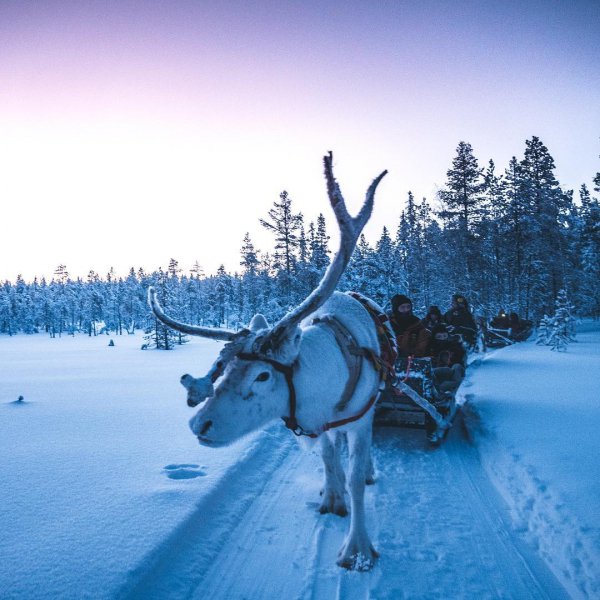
<box><xmin>0</xmin><ymin>323</ymin><xmax>598</xmax><ymax>599</ymax></box>
<box><xmin>463</xmin><ymin>320</ymin><xmax>600</xmax><ymax>599</ymax></box>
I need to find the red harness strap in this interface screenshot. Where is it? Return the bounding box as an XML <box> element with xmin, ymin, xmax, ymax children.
<box><xmin>315</xmin><ymin>394</ymin><xmax>378</xmax><ymax>437</ymax></box>
<box><xmin>238</xmin><ymin>351</ymin><xmax>379</xmax><ymax>439</ymax></box>
<box><xmin>286</xmin><ymin>393</ymin><xmax>379</xmax><ymax>439</ymax></box>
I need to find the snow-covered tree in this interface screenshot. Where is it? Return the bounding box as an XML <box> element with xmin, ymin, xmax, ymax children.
<box><xmin>143</xmin><ymin>269</ymin><xmax>180</xmax><ymax>350</ymax></box>
<box><xmin>437</xmin><ymin>141</ymin><xmax>485</xmax><ymax>297</ymax></box>
<box><xmin>536</xmin><ymin>315</ymin><xmax>552</xmax><ymax>345</ymax></box>
<box><xmin>260</xmin><ymin>190</ymin><xmax>302</xmax><ymax>303</ymax></box>
<box><xmin>549</xmin><ymin>289</ymin><xmax>576</xmax><ymax>351</ymax></box>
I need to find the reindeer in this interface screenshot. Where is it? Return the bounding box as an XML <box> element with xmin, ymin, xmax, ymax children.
<box><xmin>148</xmin><ymin>153</ymin><xmax>388</xmax><ymax>570</ymax></box>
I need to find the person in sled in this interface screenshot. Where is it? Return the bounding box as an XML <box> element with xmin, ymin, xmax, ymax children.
<box><xmin>490</xmin><ymin>309</ymin><xmax>510</xmax><ymax>330</ymax></box>
<box><xmin>389</xmin><ymin>294</ymin><xmax>430</xmax><ymax>358</ymax></box>
<box><xmin>444</xmin><ymin>293</ymin><xmax>477</xmax><ymax>347</ymax></box>
<box><xmin>421</xmin><ymin>306</ymin><xmax>465</xmax><ymax>395</ymax></box>
<box><xmin>421</xmin><ymin>305</ymin><xmax>445</xmax><ymax>334</ymax></box>
<box><xmin>432</xmin><ymin>349</ymin><xmax>464</xmax><ymax>396</ymax></box>
<box><xmin>421</xmin><ymin>306</ymin><xmax>463</xmax><ymax>364</ymax></box>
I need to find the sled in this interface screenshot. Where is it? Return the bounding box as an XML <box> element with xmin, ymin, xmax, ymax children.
<box><xmin>485</xmin><ymin>326</ymin><xmax>514</xmax><ymax>348</ymax></box>
<box><xmin>484</xmin><ymin>321</ymin><xmax>534</xmax><ymax>348</ymax></box>
<box><xmin>375</xmin><ymin>356</ymin><xmax>461</xmax><ymax>445</ymax></box>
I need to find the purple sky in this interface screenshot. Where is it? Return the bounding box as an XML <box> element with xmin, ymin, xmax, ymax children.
<box><xmin>1</xmin><ymin>0</ymin><xmax>599</xmax><ymax>281</ymax></box>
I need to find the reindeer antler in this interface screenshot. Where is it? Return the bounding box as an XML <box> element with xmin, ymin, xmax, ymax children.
<box><xmin>148</xmin><ymin>287</ymin><xmax>236</xmax><ymax>341</ymax></box>
<box><xmin>262</xmin><ymin>152</ymin><xmax>387</xmax><ymax>352</ymax></box>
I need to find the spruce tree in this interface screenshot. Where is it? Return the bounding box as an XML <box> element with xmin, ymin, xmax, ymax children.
<box><xmin>437</xmin><ymin>141</ymin><xmax>485</xmax><ymax>298</ymax></box>
<box><xmin>260</xmin><ymin>190</ymin><xmax>302</xmax><ymax>303</ymax></box>
<box><xmin>311</xmin><ymin>213</ymin><xmax>330</xmax><ymax>270</ymax></box>
<box><xmin>143</xmin><ymin>269</ymin><xmax>179</xmax><ymax>350</ymax></box>
<box><xmin>549</xmin><ymin>289</ymin><xmax>576</xmax><ymax>351</ymax></box>
<box><xmin>240</xmin><ymin>233</ymin><xmax>260</xmax><ymax>317</ymax></box>
<box><xmin>536</xmin><ymin>315</ymin><xmax>552</xmax><ymax>345</ymax></box>
<box><xmin>370</xmin><ymin>226</ymin><xmax>398</xmax><ymax>306</ymax></box>
<box><xmin>519</xmin><ymin>137</ymin><xmax>571</xmax><ymax>316</ymax></box>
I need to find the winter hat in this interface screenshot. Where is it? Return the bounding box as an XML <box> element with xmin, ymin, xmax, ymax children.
<box><xmin>391</xmin><ymin>294</ymin><xmax>412</xmax><ymax>313</ymax></box>
<box><xmin>452</xmin><ymin>294</ymin><xmax>467</xmax><ymax>307</ymax></box>
<box><xmin>427</xmin><ymin>305</ymin><xmax>442</xmax><ymax>319</ymax></box>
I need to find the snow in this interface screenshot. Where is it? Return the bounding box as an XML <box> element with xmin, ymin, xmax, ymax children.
<box><xmin>1</xmin><ymin>323</ymin><xmax>598</xmax><ymax>599</ymax></box>
<box><xmin>462</xmin><ymin>320</ymin><xmax>600</xmax><ymax>598</ymax></box>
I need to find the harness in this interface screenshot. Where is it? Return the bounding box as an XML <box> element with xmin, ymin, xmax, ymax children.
<box><xmin>237</xmin><ymin>294</ymin><xmax>397</xmax><ymax>439</ymax></box>
<box><xmin>237</xmin><ymin>340</ymin><xmax>377</xmax><ymax>438</ymax></box>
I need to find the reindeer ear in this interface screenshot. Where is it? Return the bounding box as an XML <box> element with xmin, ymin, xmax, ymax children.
<box><xmin>249</xmin><ymin>314</ymin><xmax>270</xmax><ymax>332</ymax></box>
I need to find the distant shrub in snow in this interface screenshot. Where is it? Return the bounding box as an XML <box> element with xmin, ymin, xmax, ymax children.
<box><xmin>537</xmin><ymin>290</ymin><xmax>576</xmax><ymax>352</ymax></box>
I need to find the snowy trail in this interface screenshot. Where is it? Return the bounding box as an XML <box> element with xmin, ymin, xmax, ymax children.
<box><xmin>117</xmin><ymin>427</ymin><xmax>299</xmax><ymax>600</ymax></box>
<box><xmin>366</xmin><ymin>420</ymin><xmax>567</xmax><ymax>600</ymax></box>
<box><xmin>118</xmin><ymin>417</ymin><xmax>567</xmax><ymax>600</ymax></box>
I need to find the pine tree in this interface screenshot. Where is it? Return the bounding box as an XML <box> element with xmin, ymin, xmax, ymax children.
<box><xmin>190</xmin><ymin>260</ymin><xmax>204</xmax><ymax>279</ymax></box>
<box><xmin>343</xmin><ymin>234</ymin><xmax>375</xmax><ymax>298</ymax></box>
<box><xmin>240</xmin><ymin>233</ymin><xmax>260</xmax><ymax>317</ymax></box>
<box><xmin>260</xmin><ymin>190</ymin><xmax>302</xmax><ymax>303</ymax></box>
<box><xmin>519</xmin><ymin>137</ymin><xmax>571</xmax><ymax>317</ymax></box>
<box><xmin>502</xmin><ymin>156</ymin><xmax>531</xmax><ymax>314</ymax></box>
<box><xmin>549</xmin><ymin>289</ymin><xmax>576</xmax><ymax>351</ymax></box>
<box><xmin>259</xmin><ymin>191</ymin><xmax>300</xmax><ymax>304</ymax></box>
<box><xmin>577</xmin><ymin>184</ymin><xmax>600</xmax><ymax>316</ymax></box>
<box><xmin>370</xmin><ymin>227</ymin><xmax>398</xmax><ymax>305</ymax></box>
<box><xmin>396</xmin><ymin>192</ymin><xmax>418</xmax><ymax>299</ymax></box>
<box><xmin>310</xmin><ymin>213</ymin><xmax>330</xmax><ymax>270</ymax></box>
<box><xmin>437</xmin><ymin>142</ymin><xmax>485</xmax><ymax>297</ymax></box>
<box><xmin>143</xmin><ymin>269</ymin><xmax>179</xmax><ymax>350</ymax></box>
<box><xmin>438</xmin><ymin>142</ymin><xmax>484</xmax><ymax>233</ymax></box>
<box><xmin>536</xmin><ymin>315</ymin><xmax>552</xmax><ymax>345</ymax></box>
<box><xmin>477</xmin><ymin>160</ymin><xmax>505</xmax><ymax>311</ymax></box>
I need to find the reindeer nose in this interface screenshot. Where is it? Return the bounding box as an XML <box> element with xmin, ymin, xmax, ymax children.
<box><xmin>199</xmin><ymin>420</ymin><xmax>213</xmax><ymax>436</ymax></box>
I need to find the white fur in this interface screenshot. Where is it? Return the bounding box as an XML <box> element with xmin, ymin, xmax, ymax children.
<box><xmin>188</xmin><ymin>292</ymin><xmax>382</xmax><ymax>569</ymax></box>
<box><xmin>154</xmin><ymin>154</ymin><xmax>388</xmax><ymax>570</ymax></box>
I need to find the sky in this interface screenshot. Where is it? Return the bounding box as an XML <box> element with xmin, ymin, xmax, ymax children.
<box><xmin>1</xmin><ymin>0</ymin><xmax>599</xmax><ymax>283</ymax></box>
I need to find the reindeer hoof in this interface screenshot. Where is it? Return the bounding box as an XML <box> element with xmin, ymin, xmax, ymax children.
<box><xmin>337</xmin><ymin>542</ymin><xmax>378</xmax><ymax>571</ymax></box>
<box><xmin>337</xmin><ymin>549</ymin><xmax>378</xmax><ymax>571</ymax></box>
<box><xmin>319</xmin><ymin>488</ymin><xmax>347</xmax><ymax>517</ymax></box>
<box><xmin>319</xmin><ymin>503</ymin><xmax>348</xmax><ymax>517</ymax></box>
<box><xmin>365</xmin><ymin>476</ymin><xmax>375</xmax><ymax>485</ymax></box>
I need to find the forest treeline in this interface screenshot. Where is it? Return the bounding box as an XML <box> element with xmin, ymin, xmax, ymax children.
<box><xmin>1</xmin><ymin>136</ymin><xmax>599</xmax><ymax>346</ymax></box>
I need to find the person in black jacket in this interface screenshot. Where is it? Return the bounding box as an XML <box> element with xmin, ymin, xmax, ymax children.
<box><xmin>444</xmin><ymin>294</ymin><xmax>477</xmax><ymax>347</ymax></box>
<box><xmin>422</xmin><ymin>304</ymin><xmax>466</xmax><ymax>369</ymax></box>
<box><xmin>389</xmin><ymin>294</ymin><xmax>430</xmax><ymax>358</ymax></box>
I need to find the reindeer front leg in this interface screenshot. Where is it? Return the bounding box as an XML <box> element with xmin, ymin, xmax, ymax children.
<box><xmin>337</xmin><ymin>423</ymin><xmax>378</xmax><ymax>570</ymax></box>
<box><xmin>366</xmin><ymin>447</ymin><xmax>376</xmax><ymax>485</ymax></box>
<box><xmin>319</xmin><ymin>432</ymin><xmax>347</xmax><ymax>516</ymax></box>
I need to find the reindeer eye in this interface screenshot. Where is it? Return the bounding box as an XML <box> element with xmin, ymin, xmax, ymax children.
<box><xmin>256</xmin><ymin>371</ymin><xmax>270</xmax><ymax>382</ymax></box>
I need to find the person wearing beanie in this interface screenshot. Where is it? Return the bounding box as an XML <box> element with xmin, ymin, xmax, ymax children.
<box><xmin>389</xmin><ymin>294</ymin><xmax>430</xmax><ymax>357</ymax></box>
<box><xmin>421</xmin><ymin>305</ymin><xmax>444</xmax><ymax>333</ymax></box>
<box><xmin>444</xmin><ymin>293</ymin><xmax>477</xmax><ymax>346</ymax></box>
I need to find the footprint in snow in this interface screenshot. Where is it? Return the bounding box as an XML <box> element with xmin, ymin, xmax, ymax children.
<box><xmin>163</xmin><ymin>464</ymin><xmax>206</xmax><ymax>480</ymax></box>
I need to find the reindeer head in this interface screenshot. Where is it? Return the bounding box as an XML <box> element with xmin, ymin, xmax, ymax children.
<box><xmin>148</xmin><ymin>152</ymin><xmax>387</xmax><ymax>446</ymax></box>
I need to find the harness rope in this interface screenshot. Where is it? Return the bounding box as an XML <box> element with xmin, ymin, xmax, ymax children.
<box><xmin>312</xmin><ymin>315</ymin><xmax>364</xmax><ymax>412</ymax></box>
<box><xmin>237</xmin><ymin>322</ymin><xmax>383</xmax><ymax>438</ymax></box>
<box><xmin>237</xmin><ymin>294</ymin><xmax>397</xmax><ymax>439</ymax></box>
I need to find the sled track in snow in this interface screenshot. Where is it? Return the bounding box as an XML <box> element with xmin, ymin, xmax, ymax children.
<box><xmin>119</xmin><ymin>418</ymin><xmax>568</xmax><ymax>600</ymax></box>
<box><xmin>117</xmin><ymin>427</ymin><xmax>298</xmax><ymax>600</ymax></box>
